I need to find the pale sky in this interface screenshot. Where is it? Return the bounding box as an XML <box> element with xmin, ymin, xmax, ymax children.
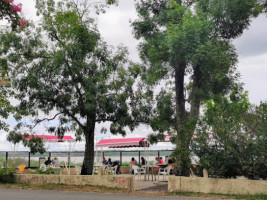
<box><xmin>0</xmin><ymin>0</ymin><xmax>267</xmax><ymax>151</ymax></box>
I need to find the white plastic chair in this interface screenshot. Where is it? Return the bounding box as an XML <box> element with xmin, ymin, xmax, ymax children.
<box><xmin>104</xmin><ymin>165</ymin><xmax>111</xmax><ymax>174</ymax></box>
<box><xmin>110</xmin><ymin>165</ymin><xmax>118</xmax><ymax>175</ymax></box>
<box><xmin>40</xmin><ymin>163</ymin><xmax>47</xmax><ymax>172</ymax></box>
<box><xmin>158</xmin><ymin>165</ymin><xmax>172</xmax><ymax>180</ymax></box>
<box><xmin>75</xmin><ymin>165</ymin><xmax>82</xmax><ymax>175</ymax></box>
<box><xmin>132</xmin><ymin>165</ymin><xmax>145</xmax><ymax>180</ymax></box>
<box><xmin>53</xmin><ymin>168</ymin><xmax>62</xmax><ymax>175</ymax></box>
<box><xmin>93</xmin><ymin>166</ymin><xmax>99</xmax><ymax>175</ymax></box>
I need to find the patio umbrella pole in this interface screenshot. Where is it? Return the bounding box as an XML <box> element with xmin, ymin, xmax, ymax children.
<box><xmin>68</xmin><ymin>141</ymin><xmax>71</xmax><ymax>175</ymax></box>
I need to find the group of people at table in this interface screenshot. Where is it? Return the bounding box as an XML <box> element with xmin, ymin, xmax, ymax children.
<box><xmin>102</xmin><ymin>156</ymin><xmax>174</xmax><ymax>174</ymax></box>
<box><xmin>129</xmin><ymin>157</ymin><xmax>175</xmax><ymax>180</ymax></box>
<box><xmin>44</xmin><ymin>157</ymin><xmax>60</xmax><ymax>167</ymax></box>
<box><xmin>130</xmin><ymin>156</ymin><xmax>173</xmax><ymax>166</ymax></box>
<box><xmin>103</xmin><ymin>156</ymin><xmax>173</xmax><ymax>166</ymax></box>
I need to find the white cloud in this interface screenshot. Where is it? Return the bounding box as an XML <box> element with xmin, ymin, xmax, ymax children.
<box><xmin>238</xmin><ymin>53</ymin><xmax>267</xmax><ymax>104</ymax></box>
<box><xmin>234</xmin><ymin>15</ymin><xmax>267</xmax><ymax>57</ymax></box>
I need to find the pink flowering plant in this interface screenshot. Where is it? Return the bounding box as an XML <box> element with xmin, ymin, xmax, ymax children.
<box><xmin>12</xmin><ymin>3</ymin><xmax>22</xmax><ymax>13</ymax></box>
<box><xmin>1</xmin><ymin>0</ymin><xmax>27</xmax><ymax>29</ymax></box>
<box><xmin>19</xmin><ymin>19</ymin><xmax>27</xmax><ymax>26</ymax></box>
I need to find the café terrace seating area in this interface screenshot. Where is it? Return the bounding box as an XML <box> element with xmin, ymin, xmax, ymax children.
<box><xmin>0</xmin><ymin>153</ymin><xmax>180</xmax><ymax>182</ymax></box>
<box><xmin>1</xmin><ymin>137</ymin><xmax>185</xmax><ymax>183</ymax></box>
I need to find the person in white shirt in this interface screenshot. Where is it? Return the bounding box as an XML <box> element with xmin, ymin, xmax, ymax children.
<box><xmin>52</xmin><ymin>157</ymin><xmax>59</xmax><ymax>165</ymax></box>
<box><xmin>153</xmin><ymin>157</ymin><xmax>159</xmax><ymax>165</ymax></box>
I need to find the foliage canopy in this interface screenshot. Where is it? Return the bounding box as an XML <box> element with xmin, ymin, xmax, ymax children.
<box><xmin>0</xmin><ymin>0</ymin><xmax>139</xmax><ymax>174</ymax></box>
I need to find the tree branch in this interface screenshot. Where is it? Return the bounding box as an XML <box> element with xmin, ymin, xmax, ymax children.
<box><xmin>31</xmin><ymin>112</ymin><xmax>64</xmax><ymax>130</ymax></box>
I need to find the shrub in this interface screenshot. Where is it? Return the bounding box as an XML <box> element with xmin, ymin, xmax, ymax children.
<box><xmin>30</xmin><ymin>167</ymin><xmax>54</xmax><ymax>175</ymax></box>
<box><xmin>121</xmin><ymin>162</ymin><xmax>129</xmax><ymax>167</ymax></box>
<box><xmin>0</xmin><ymin>162</ymin><xmax>16</xmax><ymax>183</ymax></box>
<box><xmin>192</xmin><ymin>91</ymin><xmax>267</xmax><ymax>180</ymax></box>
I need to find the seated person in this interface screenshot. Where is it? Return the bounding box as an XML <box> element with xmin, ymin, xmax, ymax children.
<box><xmin>159</xmin><ymin>157</ymin><xmax>163</xmax><ymax>164</ymax></box>
<box><xmin>102</xmin><ymin>157</ymin><xmax>108</xmax><ymax>165</ymax></box>
<box><xmin>130</xmin><ymin>157</ymin><xmax>138</xmax><ymax>166</ymax></box>
<box><xmin>141</xmin><ymin>157</ymin><xmax>146</xmax><ymax>165</ymax></box>
<box><xmin>168</xmin><ymin>157</ymin><xmax>174</xmax><ymax>164</ymax></box>
<box><xmin>107</xmin><ymin>158</ymin><xmax>112</xmax><ymax>165</ymax></box>
<box><xmin>153</xmin><ymin>157</ymin><xmax>159</xmax><ymax>165</ymax></box>
<box><xmin>130</xmin><ymin>157</ymin><xmax>138</xmax><ymax>174</ymax></box>
<box><xmin>52</xmin><ymin>157</ymin><xmax>60</xmax><ymax>166</ymax></box>
<box><xmin>44</xmin><ymin>157</ymin><xmax>52</xmax><ymax>165</ymax></box>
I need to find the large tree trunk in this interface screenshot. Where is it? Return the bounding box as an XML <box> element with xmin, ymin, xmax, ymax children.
<box><xmin>184</xmin><ymin>64</ymin><xmax>202</xmax><ymax>146</ymax></box>
<box><xmin>174</xmin><ymin>63</ymin><xmax>191</xmax><ymax>176</ymax></box>
<box><xmin>174</xmin><ymin>63</ymin><xmax>202</xmax><ymax>176</ymax></box>
<box><xmin>189</xmin><ymin>64</ymin><xmax>202</xmax><ymax>135</ymax></box>
<box><xmin>81</xmin><ymin>119</ymin><xmax>95</xmax><ymax>175</ymax></box>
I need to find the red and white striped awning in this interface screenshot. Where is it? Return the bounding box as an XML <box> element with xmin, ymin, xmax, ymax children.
<box><xmin>96</xmin><ymin>138</ymin><xmax>149</xmax><ymax>148</ymax></box>
<box><xmin>23</xmin><ymin>135</ymin><xmax>75</xmax><ymax>143</ymax></box>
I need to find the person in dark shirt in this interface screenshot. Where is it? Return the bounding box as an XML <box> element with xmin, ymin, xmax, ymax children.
<box><xmin>45</xmin><ymin>157</ymin><xmax>52</xmax><ymax>165</ymax></box>
<box><xmin>107</xmin><ymin>158</ymin><xmax>112</xmax><ymax>165</ymax></box>
<box><xmin>141</xmin><ymin>157</ymin><xmax>146</xmax><ymax>165</ymax></box>
<box><xmin>168</xmin><ymin>157</ymin><xmax>174</xmax><ymax>164</ymax></box>
<box><xmin>102</xmin><ymin>157</ymin><xmax>108</xmax><ymax>165</ymax></box>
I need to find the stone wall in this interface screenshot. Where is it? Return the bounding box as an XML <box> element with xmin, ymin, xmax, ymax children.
<box><xmin>120</xmin><ymin>166</ymin><xmax>130</xmax><ymax>174</ymax></box>
<box><xmin>168</xmin><ymin>176</ymin><xmax>267</xmax><ymax>195</ymax></box>
<box><xmin>15</xmin><ymin>174</ymin><xmax>134</xmax><ymax>191</ymax></box>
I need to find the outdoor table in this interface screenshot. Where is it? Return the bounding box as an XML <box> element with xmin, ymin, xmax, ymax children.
<box><xmin>144</xmin><ymin>165</ymin><xmax>158</xmax><ymax>181</ymax></box>
<box><xmin>158</xmin><ymin>164</ymin><xmax>168</xmax><ymax>169</ymax></box>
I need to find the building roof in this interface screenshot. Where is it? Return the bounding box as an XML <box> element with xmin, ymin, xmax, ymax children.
<box><xmin>96</xmin><ymin>138</ymin><xmax>149</xmax><ymax>148</ymax></box>
<box><xmin>23</xmin><ymin>135</ymin><xmax>74</xmax><ymax>143</ymax></box>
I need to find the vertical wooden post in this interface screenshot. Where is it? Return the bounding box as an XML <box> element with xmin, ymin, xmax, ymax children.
<box><xmin>6</xmin><ymin>152</ymin><xmax>8</xmax><ymax>165</ymax></box>
<box><xmin>138</xmin><ymin>151</ymin><xmax>141</xmax><ymax>165</ymax></box>
<box><xmin>102</xmin><ymin>152</ymin><xmax>105</xmax><ymax>159</ymax></box>
<box><xmin>28</xmin><ymin>152</ymin><xmax>31</xmax><ymax>168</ymax></box>
<box><xmin>49</xmin><ymin>152</ymin><xmax>52</xmax><ymax>158</ymax></box>
<box><xmin>68</xmin><ymin>152</ymin><xmax>71</xmax><ymax>167</ymax></box>
<box><xmin>120</xmin><ymin>151</ymin><xmax>122</xmax><ymax>165</ymax></box>
<box><xmin>158</xmin><ymin>151</ymin><xmax>160</xmax><ymax>158</ymax></box>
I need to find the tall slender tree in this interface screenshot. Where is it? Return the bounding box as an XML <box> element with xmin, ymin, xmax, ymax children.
<box><xmin>132</xmin><ymin>0</ymin><xmax>264</xmax><ymax>175</ymax></box>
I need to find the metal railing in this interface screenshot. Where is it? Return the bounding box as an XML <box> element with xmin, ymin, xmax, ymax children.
<box><xmin>0</xmin><ymin>150</ymin><xmax>173</xmax><ymax>167</ymax></box>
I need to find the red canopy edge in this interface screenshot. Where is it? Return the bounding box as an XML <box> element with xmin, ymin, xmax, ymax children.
<box><xmin>23</xmin><ymin>135</ymin><xmax>75</xmax><ymax>143</ymax></box>
<box><xmin>96</xmin><ymin>138</ymin><xmax>149</xmax><ymax>148</ymax></box>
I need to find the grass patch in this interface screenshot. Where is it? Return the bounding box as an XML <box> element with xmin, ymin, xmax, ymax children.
<box><xmin>0</xmin><ymin>183</ymin><xmax>129</xmax><ymax>194</ymax></box>
<box><xmin>167</xmin><ymin>191</ymin><xmax>267</xmax><ymax>200</ymax></box>
<box><xmin>0</xmin><ymin>182</ymin><xmax>266</xmax><ymax>199</ymax></box>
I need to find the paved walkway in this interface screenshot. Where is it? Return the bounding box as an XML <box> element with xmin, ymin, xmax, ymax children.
<box><xmin>134</xmin><ymin>175</ymin><xmax>168</xmax><ymax>191</ymax></box>
<box><xmin>134</xmin><ymin>180</ymin><xmax>168</xmax><ymax>191</ymax></box>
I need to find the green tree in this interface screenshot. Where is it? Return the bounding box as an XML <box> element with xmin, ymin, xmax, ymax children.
<box><xmin>193</xmin><ymin>88</ymin><xmax>267</xmax><ymax>179</ymax></box>
<box><xmin>132</xmin><ymin>0</ymin><xmax>264</xmax><ymax>176</ymax></box>
<box><xmin>0</xmin><ymin>73</ymin><xmax>13</xmax><ymax>132</ymax></box>
<box><xmin>0</xmin><ymin>0</ymin><xmax>138</xmax><ymax>175</ymax></box>
<box><xmin>192</xmin><ymin>87</ymin><xmax>250</xmax><ymax>178</ymax></box>
<box><xmin>242</xmin><ymin>102</ymin><xmax>267</xmax><ymax>179</ymax></box>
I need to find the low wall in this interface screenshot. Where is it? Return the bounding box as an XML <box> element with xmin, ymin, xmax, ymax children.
<box><xmin>15</xmin><ymin>174</ymin><xmax>134</xmax><ymax>191</ymax></box>
<box><xmin>168</xmin><ymin>176</ymin><xmax>267</xmax><ymax>195</ymax></box>
<box><xmin>120</xmin><ymin>166</ymin><xmax>130</xmax><ymax>174</ymax></box>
